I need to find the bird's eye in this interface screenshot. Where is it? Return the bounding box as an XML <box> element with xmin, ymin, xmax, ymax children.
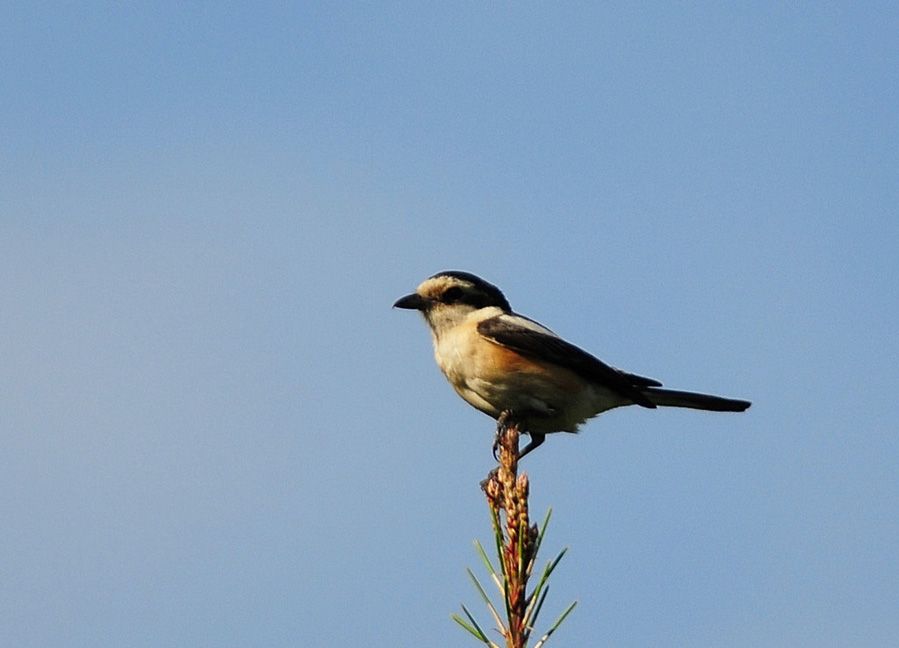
<box><xmin>443</xmin><ymin>287</ymin><xmax>464</xmax><ymax>302</ymax></box>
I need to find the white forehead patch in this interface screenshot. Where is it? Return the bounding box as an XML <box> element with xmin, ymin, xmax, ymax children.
<box><xmin>417</xmin><ymin>275</ymin><xmax>471</xmax><ymax>299</ymax></box>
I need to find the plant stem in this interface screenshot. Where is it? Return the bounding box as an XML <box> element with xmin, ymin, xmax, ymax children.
<box><xmin>481</xmin><ymin>413</ymin><xmax>538</xmax><ymax>648</ymax></box>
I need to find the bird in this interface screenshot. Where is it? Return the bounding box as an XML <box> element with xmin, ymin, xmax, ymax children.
<box><xmin>394</xmin><ymin>270</ymin><xmax>750</xmax><ymax>458</ymax></box>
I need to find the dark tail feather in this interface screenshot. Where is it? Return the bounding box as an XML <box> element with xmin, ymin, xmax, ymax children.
<box><xmin>643</xmin><ymin>387</ymin><xmax>751</xmax><ymax>412</ymax></box>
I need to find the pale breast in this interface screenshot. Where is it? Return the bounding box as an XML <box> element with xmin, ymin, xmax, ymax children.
<box><xmin>432</xmin><ymin>319</ymin><xmax>577</xmax><ymax>420</ymax></box>
<box><xmin>432</xmin><ymin>321</ymin><xmax>478</xmax><ymax>387</ymax></box>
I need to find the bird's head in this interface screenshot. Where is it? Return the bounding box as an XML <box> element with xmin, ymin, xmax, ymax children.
<box><xmin>393</xmin><ymin>271</ymin><xmax>511</xmax><ymax>337</ymax></box>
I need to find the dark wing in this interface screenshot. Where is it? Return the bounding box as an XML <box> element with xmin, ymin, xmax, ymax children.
<box><xmin>620</xmin><ymin>369</ymin><xmax>663</xmax><ymax>388</ymax></box>
<box><xmin>478</xmin><ymin>314</ymin><xmax>659</xmax><ymax>408</ymax></box>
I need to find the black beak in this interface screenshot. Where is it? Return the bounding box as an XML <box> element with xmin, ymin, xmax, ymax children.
<box><xmin>393</xmin><ymin>293</ymin><xmax>428</xmax><ymax>310</ymax></box>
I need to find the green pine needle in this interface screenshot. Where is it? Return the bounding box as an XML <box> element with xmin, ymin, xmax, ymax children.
<box><xmin>466</xmin><ymin>568</ymin><xmax>505</xmax><ymax>630</ymax></box>
<box><xmin>452</xmin><ymin>604</ymin><xmax>498</xmax><ymax>646</ymax></box>
<box><xmin>532</xmin><ymin>601</ymin><xmax>578</xmax><ymax>648</ymax></box>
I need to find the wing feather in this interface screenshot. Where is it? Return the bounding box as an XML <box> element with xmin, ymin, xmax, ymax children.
<box><xmin>477</xmin><ymin>314</ymin><xmax>659</xmax><ymax>408</ymax></box>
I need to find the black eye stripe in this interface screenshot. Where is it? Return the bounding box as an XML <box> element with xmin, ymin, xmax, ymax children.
<box><xmin>428</xmin><ymin>271</ymin><xmax>512</xmax><ymax>312</ymax></box>
<box><xmin>443</xmin><ymin>287</ymin><xmax>464</xmax><ymax>302</ymax></box>
<box><xmin>440</xmin><ymin>287</ymin><xmax>502</xmax><ymax>309</ymax></box>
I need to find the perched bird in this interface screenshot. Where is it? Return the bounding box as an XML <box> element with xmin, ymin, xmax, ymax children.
<box><xmin>394</xmin><ymin>271</ymin><xmax>750</xmax><ymax>457</ymax></box>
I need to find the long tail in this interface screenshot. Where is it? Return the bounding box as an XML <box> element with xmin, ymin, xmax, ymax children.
<box><xmin>642</xmin><ymin>387</ymin><xmax>751</xmax><ymax>412</ymax></box>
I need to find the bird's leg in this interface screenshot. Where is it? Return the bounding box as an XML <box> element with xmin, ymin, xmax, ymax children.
<box><xmin>493</xmin><ymin>411</ymin><xmax>514</xmax><ymax>460</ymax></box>
<box><xmin>517</xmin><ymin>432</ymin><xmax>545</xmax><ymax>460</ymax></box>
<box><xmin>494</xmin><ymin>411</ymin><xmax>546</xmax><ymax>460</ymax></box>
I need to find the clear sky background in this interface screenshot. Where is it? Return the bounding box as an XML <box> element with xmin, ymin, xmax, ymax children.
<box><xmin>2</xmin><ymin>4</ymin><xmax>897</xmax><ymax>647</ymax></box>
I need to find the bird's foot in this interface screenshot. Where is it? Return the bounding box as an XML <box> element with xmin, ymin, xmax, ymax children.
<box><xmin>493</xmin><ymin>410</ymin><xmax>516</xmax><ymax>460</ymax></box>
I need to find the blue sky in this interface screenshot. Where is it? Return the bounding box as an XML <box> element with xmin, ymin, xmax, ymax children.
<box><xmin>2</xmin><ymin>3</ymin><xmax>897</xmax><ymax>647</ymax></box>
